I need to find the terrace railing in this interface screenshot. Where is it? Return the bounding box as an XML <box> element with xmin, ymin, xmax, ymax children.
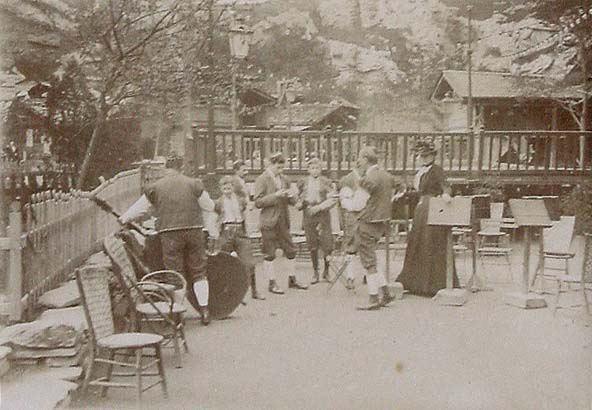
<box><xmin>189</xmin><ymin>129</ymin><xmax>592</xmax><ymax>180</ymax></box>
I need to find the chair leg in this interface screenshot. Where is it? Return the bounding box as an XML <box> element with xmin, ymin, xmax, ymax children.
<box><xmin>554</xmin><ymin>280</ymin><xmax>562</xmax><ymax>315</ymax></box>
<box><xmin>101</xmin><ymin>350</ymin><xmax>116</xmax><ymax>397</ymax></box>
<box><xmin>583</xmin><ymin>286</ymin><xmax>590</xmax><ymax>316</ymax></box>
<box><xmin>81</xmin><ymin>347</ymin><xmax>96</xmax><ymax>396</ymax></box>
<box><xmin>135</xmin><ymin>349</ymin><xmax>143</xmax><ymax>402</ymax></box>
<box><xmin>155</xmin><ymin>344</ymin><xmax>168</xmax><ymax>398</ymax></box>
<box><xmin>179</xmin><ymin>319</ymin><xmax>189</xmax><ymax>353</ymax></box>
<box><xmin>171</xmin><ymin>324</ymin><xmax>183</xmax><ymax>369</ymax></box>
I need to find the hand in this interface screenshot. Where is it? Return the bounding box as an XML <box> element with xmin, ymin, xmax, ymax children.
<box><xmin>442</xmin><ymin>193</ymin><xmax>452</xmax><ymax>204</ymax></box>
<box><xmin>308</xmin><ymin>205</ymin><xmax>321</xmax><ymax>215</ymax></box>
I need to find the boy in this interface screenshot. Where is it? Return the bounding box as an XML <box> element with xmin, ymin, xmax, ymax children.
<box><xmin>214</xmin><ymin>176</ymin><xmax>264</xmax><ymax>300</ymax></box>
<box><xmin>296</xmin><ymin>157</ymin><xmax>337</xmax><ymax>284</ymax></box>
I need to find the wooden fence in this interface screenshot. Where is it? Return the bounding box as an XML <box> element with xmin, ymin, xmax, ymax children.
<box><xmin>0</xmin><ymin>168</ymin><xmax>145</xmax><ymax>321</ymax></box>
<box><xmin>189</xmin><ymin>129</ymin><xmax>592</xmax><ymax>182</ymax></box>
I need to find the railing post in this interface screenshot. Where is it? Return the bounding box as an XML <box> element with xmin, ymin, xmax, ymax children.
<box><xmin>468</xmin><ymin>127</ymin><xmax>474</xmax><ymax>172</ymax></box>
<box><xmin>8</xmin><ymin>201</ymin><xmax>22</xmax><ymax>321</ymax></box>
<box><xmin>477</xmin><ymin>126</ymin><xmax>484</xmax><ymax>174</ymax></box>
<box><xmin>337</xmin><ymin>128</ymin><xmax>343</xmax><ymax>175</ymax></box>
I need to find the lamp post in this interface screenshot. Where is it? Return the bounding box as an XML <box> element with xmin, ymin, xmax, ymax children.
<box><xmin>229</xmin><ymin>17</ymin><xmax>253</xmax><ymax>130</ymax></box>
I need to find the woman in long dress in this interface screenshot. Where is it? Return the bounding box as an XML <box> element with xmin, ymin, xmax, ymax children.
<box><xmin>396</xmin><ymin>141</ymin><xmax>460</xmax><ymax>296</ymax></box>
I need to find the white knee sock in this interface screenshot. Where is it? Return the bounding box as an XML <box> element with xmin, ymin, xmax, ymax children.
<box><xmin>287</xmin><ymin>258</ymin><xmax>301</xmax><ymax>282</ymax></box>
<box><xmin>263</xmin><ymin>260</ymin><xmax>275</xmax><ymax>282</ymax></box>
<box><xmin>376</xmin><ymin>271</ymin><xmax>387</xmax><ymax>288</ymax></box>
<box><xmin>193</xmin><ymin>279</ymin><xmax>209</xmax><ymax>307</ymax></box>
<box><xmin>345</xmin><ymin>254</ymin><xmax>355</xmax><ymax>280</ymax></box>
<box><xmin>366</xmin><ymin>273</ymin><xmax>379</xmax><ymax>296</ymax></box>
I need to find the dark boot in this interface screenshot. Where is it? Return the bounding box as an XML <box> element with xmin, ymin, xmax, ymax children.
<box><xmin>311</xmin><ymin>270</ymin><xmax>320</xmax><ymax>285</ymax></box>
<box><xmin>380</xmin><ymin>286</ymin><xmax>394</xmax><ymax>307</ymax></box>
<box><xmin>288</xmin><ymin>276</ymin><xmax>309</xmax><ymax>290</ymax></box>
<box><xmin>199</xmin><ymin>306</ymin><xmax>211</xmax><ymax>325</ymax></box>
<box><xmin>251</xmin><ymin>275</ymin><xmax>265</xmax><ymax>300</ymax></box>
<box><xmin>268</xmin><ymin>280</ymin><xmax>284</xmax><ymax>295</ymax></box>
<box><xmin>356</xmin><ymin>294</ymin><xmax>381</xmax><ymax>311</ymax></box>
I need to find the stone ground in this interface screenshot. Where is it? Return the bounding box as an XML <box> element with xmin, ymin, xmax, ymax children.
<box><xmin>2</xmin><ymin>238</ymin><xmax>590</xmax><ymax>410</ymax></box>
<box><xmin>56</xmin><ymin>237</ymin><xmax>592</xmax><ymax>410</ymax></box>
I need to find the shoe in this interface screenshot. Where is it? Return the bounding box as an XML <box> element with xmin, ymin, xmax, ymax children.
<box><xmin>380</xmin><ymin>287</ymin><xmax>395</xmax><ymax>307</ymax></box>
<box><xmin>268</xmin><ymin>280</ymin><xmax>285</xmax><ymax>295</ymax></box>
<box><xmin>345</xmin><ymin>278</ymin><xmax>355</xmax><ymax>290</ymax></box>
<box><xmin>357</xmin><ymin>295</ymin><xmax>381</xmax><ymax>311</ymax></box>
<box><xmin>311</xmin><ymin>271</ymin><xmax>320</xmax><ymax>285</ymax></box>
<box><xmin>288</xmin><ymin>276</ymin><xmax>308</xmax><ymax>290</ymax></box>
<box><xmin>200</xmin><ymin>307</ymin><xmax>210</xmax><ymax>326</ymax></box>
<box><xmin>251</xmin><ymin>276</ymin><xmax>265</xmax><ymax>300</ymax></box>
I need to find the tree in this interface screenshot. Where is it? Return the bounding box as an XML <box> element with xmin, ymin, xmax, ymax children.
<box><xmin>60</xmin><ymin>0</ymin><xmax>188</xmax><ymax>189</ymax></box>
<box><xmin>528</xmin><ymin>0</ymin><xmax>592</xmax><ymax>164</ymax></box>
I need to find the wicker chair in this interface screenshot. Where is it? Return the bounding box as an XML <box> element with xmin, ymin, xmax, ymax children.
<box><xmin>554</xmin><ymin>233</ymin><xmax>592</xmax><ymax>315</ymax></box>
<box><xmin>76</xmin><ymin>265</ymin><xmax>168</xmax><ymax>401</ymax></box>
<box><xmin>103</xmin><ymin>233</ymin><xmax>189</xmax><ymax>368</ymax></box>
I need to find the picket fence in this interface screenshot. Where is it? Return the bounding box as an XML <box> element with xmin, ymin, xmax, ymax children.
<box><xmin>0</xmin><ymin>167</ymin><xmax>146</xmax><ymax>321</ymax></box>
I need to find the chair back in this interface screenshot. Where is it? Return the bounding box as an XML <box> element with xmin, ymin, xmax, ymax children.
<box><xmin>490</xmin><ymin>202</ymin><xmax>504</xmax><ymax>221</ymax></box>
<box><xmin>583</xmin><ymin>233</ymin><xmax>592</xmax><ymax>284</ymax></box>
<box><xmin>76</xmin><ymin>265</ymin><xmax>115</xmax><ymax>342</ymax></box>
<box><xmin>103</xmin><ymin>234</ymin><xmax>139</xmax><ymax>293</ymax></box>
<box><xmin>480</xmin><ymin>219</ymin><xmax>502</xmax><ymax>234</ymax></box>
<box><xmin>543</xmin><ymin>216</ymin><xmax>575</xmax><ymax>254</ymax></box>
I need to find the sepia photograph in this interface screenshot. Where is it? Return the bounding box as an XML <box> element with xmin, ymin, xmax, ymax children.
<box><xmin>0</xmin><ymin>0</ymin><xmax>590</xmax><ymax>408</ymax></box>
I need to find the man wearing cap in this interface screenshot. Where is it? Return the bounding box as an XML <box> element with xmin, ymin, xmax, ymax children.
<box><xmin>119</xmin><ymin>154</ymin><xmax>214</xmax><ymax>325</ymax></box>
<box><xmin>355</xmin><ymin>146</ymin><xmax>396</xmax><ymax>310</ymax></box>
<box><xmin>254</xmin><ymin>152</ymin><xmax>308</xmax><ymax>294</ymax></box>
<box><xmin>338</xmin><ymin>161</ymin><xmax>363</xmax><ymax>290</ymax></box>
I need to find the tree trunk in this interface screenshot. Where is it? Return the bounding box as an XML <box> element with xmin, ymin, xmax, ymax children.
<box><xmin>77</xmin><ymin>104</ymin><xmax>107</xmax><ymax>190</ymax></box>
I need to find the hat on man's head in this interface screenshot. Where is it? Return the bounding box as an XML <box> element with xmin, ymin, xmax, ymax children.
<box><xmin>268</xmin><ymin>152</ymin><xmax>286</xmax><ymax>164</ymax></box>
<box><xmin>358</xmin><ymin>146</ymin><xmax>378</xmax><ymax>164</ymax></box>
<box><xmin>165</xmin><ymin>152</ymin><xmax>183</xmax><ymax>169</ymax></box>
<box><xmin>306</xmin><ymin>154</ymin><xmax>321</xmax><ymax>166</ymax></box>
<box><xmin>414</xmin><ymin>140</ymin><xmax>437</xmax><ymax>156</ymax></box>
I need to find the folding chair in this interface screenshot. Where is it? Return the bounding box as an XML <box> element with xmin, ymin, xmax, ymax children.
<box><xmin>103</xmin><ymin>233</ymin><xmax>189</xmax><ymax>369</ymax></box>
<box><xmin>532</xmin><ymin>216</ymin><xmax>576</xmax><ymax>293</ymax></box>
<box><xmin>554</xmin><ymin>233</ymin><xmax>592</xmax><ymax>316</ymax></box>
<box><xmin>326</xmin><ymin>207</ymin><xmax>355</xmax><ymax>292</ymax></box>
<box><xmin>76</xmin><ymin>265</ymin><xmax>168</xmax><ymax>402</ymax></box>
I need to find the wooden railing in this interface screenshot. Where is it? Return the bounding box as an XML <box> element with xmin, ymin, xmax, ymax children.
<box><xmin>189</xmin><ymin>129</ymin><xmax>592</xmax><ymax>180</ymax></box>
<box><xmin>0</xmin><ymin>168</ymin><xmax>144</xmax><ymax>320</ymax></box>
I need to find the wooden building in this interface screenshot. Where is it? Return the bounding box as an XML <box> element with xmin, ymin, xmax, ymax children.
<box><xmin>431</xmin><ymin>70</ymin><xmax>582</xmax><ymax>132</ymax></box>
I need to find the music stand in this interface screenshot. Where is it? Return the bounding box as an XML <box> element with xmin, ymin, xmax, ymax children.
<box><xmin>428</xmin><ymin>196</ymin><xmax>472</xmax><ymax>306</ymax></box>
<box><xmin>504</xmin><ymin>199</ymin><xmax>552</xmax><ymax>309</ymax></box>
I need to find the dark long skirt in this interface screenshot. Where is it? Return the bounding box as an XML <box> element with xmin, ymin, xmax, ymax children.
<box><xmin>396</xmin><ymin>195</ymin><xmax>460</xmax><ymax>297</ymax></box>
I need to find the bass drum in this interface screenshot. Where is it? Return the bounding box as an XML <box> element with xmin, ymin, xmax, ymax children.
<box><xmin>187</xmin><ymin>251</ymin><xmax>249</xmax><ymax>320</ymax></box>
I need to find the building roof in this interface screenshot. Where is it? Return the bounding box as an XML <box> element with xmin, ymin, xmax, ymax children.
<box><xmin>431</xmin><ymin>70</ymin><xmax>581</xmax><ymax>101</ymax></box>
<box><xmin>264</xmin><ymin>102</ymin><xmax>359</xmax><ymax>130</ymax></box>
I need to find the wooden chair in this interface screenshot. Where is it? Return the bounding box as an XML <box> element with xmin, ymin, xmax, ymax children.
<box><xmin>532</xmin><ymin>216</ymin><xmax>576</xmax><ymax>293</ymax></box>
<box><xmin>103</xmin><ymin>234</ymin><xmax>189</xmax><ymax>368</ymax></box>
<box><xmin>477</xmin><ymin>218</ymin><xmax>513</xmax><ymax>281</ymax></box>
<box><xmin>76</xmin><ymin>265</ymin><xmax>168</xmax><ymax>401</ymax></box>
<box><xmin>554</xmin><ymin>233</ymin><xmax>592</xmax><ymax>315</ymax></box>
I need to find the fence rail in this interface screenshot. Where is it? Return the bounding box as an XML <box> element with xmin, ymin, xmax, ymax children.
<box><xmin>0</xmin><ymin>168</ymin><xmax>144</xmax><ymax>320</ymax></box>
<box><xmin>190</xmin><ymin>129</ymin><xmax>592</xmax><ymax>179</ymax></box>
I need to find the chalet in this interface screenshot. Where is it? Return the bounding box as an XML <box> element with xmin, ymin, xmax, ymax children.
<box><xmin>431</xmin><ymin>70</ymin><xmax>582</xmax><ymax>131</ymax></box>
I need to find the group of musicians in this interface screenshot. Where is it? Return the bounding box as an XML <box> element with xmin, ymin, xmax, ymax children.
<box><xmin>120</xmin><ymin>140</ymin><xmax>455</xmax><ymax>324</ymax></box>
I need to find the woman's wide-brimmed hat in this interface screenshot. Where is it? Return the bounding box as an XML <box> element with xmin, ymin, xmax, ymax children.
<box><xmin>413</xmin><ymin>140</ymin><xmax>437</xmax><ymax>156</ymax></box>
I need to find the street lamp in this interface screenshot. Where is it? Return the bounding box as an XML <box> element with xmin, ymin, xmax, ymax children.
<box><xmin>229</xmin><ymin>17</ymin><xmax>253</xmax><ymax>129</ymax></box>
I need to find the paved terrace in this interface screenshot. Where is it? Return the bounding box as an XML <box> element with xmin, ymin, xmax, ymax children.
<box><xmin>51</xmin><ymin>237</ymin><xmax>592</xmax><ymax>410</ymax></box>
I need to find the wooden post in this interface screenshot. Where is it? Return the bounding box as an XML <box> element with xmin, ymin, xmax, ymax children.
<box><xmin>522</xmin><ymin>226</ymin><xmax>531</xmax><ymax>295</ymax></box>
<box><xmin>8</xmin><ymin>202</ymin><xmax>22</xmax><ymax>320</ymax></box>
<box><xmin>384</xmin><ymin>221</ymin><xmax>391</xmax><ymax>283</ymax></box>
<box><xmin>446</xmin><ymin>227</ymin><xmax>454</xmax><ymax>289</ymax></box>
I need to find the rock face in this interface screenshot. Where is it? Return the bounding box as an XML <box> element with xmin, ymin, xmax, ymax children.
<box><xmin>38</xmin><ymin>280</ymin><xmax>80</xmax><ymax>309</ymax></box>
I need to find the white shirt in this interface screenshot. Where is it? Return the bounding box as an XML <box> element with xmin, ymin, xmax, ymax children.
<box><xmin>305</xmin><ymin>176</ymin><xmax>321</xmax><ymax>204</ymax></box>
<box><xmin>221</xmin><ymin>194</ymin><xmax>243</xmax><ymax>223</ymax></box>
